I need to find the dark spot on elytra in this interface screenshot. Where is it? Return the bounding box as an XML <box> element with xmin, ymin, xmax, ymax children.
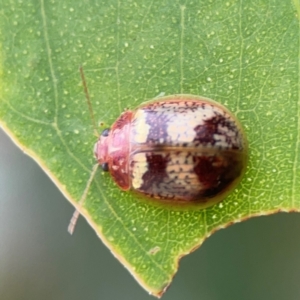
<box><xmin>193</xmin><ymin>153</ymin><xmax>243</xmax><ymax>199</ymax></box>
<box><xmin>140</xmin><ymin>153</ymin><xmax>170</xmax><ymax>191</ymax></box>
<box><xmin>143</xmin><ymin>108</ymin><xmax>170</xmax><ymax>144</ymax></box>
<box><xmin>193</xmin><ymin>113</ymin><xmax>240</xmax><ymax>149</ymax></box>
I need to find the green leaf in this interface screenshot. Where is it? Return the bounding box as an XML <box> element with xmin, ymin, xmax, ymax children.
<box><xmin>0</xmin><ymin>0</ymin><xmax>299</xmax><ymax>297</ymax></box>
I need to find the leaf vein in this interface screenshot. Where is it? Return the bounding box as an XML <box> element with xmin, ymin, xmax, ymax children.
<box><xmin>40</xmin><ymin>0</ymin><xmax>91</xmax><ymax>174</ymax></box>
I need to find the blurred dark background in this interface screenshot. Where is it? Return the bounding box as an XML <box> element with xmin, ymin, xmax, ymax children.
<box><xmin>1</xmin><ymin>128</ymin><xmax>300</xmax><ymax>300</ymax></box>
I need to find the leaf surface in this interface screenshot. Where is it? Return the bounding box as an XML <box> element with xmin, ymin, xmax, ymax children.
<box><xmin>0</xmin><ymin>0</ymin><xmax>299</xmax><ymax>297</ymax></box>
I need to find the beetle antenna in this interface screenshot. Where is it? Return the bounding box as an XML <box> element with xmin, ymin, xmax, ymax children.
<box><xmin>79</xmin><ymin>66</ymin><xmax>99</xmax><ymax>137</ymax></box>
<box><xmin>68</xmin><ymin>163</ymin><xmax>99</xmax><ymax>235</ymax></box>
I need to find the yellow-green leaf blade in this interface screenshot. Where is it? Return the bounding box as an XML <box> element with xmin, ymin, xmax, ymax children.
<box><xmin>0</xmin><ymin>0</ymin><xmax>300</xmax><ymax>297</ymax></box>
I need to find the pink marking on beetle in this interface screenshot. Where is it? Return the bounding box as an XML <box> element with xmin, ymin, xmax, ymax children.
<box><xmin>94</xmin><ymin>111</ymin><xmax>133</xmax><ymax>190</ymax></box>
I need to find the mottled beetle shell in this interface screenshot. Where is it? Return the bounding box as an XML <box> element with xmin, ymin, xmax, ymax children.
<box><xmin>94</xmin><ymin>95</ymin><xmax>247</xmax><ymax>206</ymax></box>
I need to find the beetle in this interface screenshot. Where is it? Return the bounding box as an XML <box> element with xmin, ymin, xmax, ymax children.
<box><xmin>94</xmin><ymin>94</ymin><xmax>248</xmax><ymax>206</ymax></box>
